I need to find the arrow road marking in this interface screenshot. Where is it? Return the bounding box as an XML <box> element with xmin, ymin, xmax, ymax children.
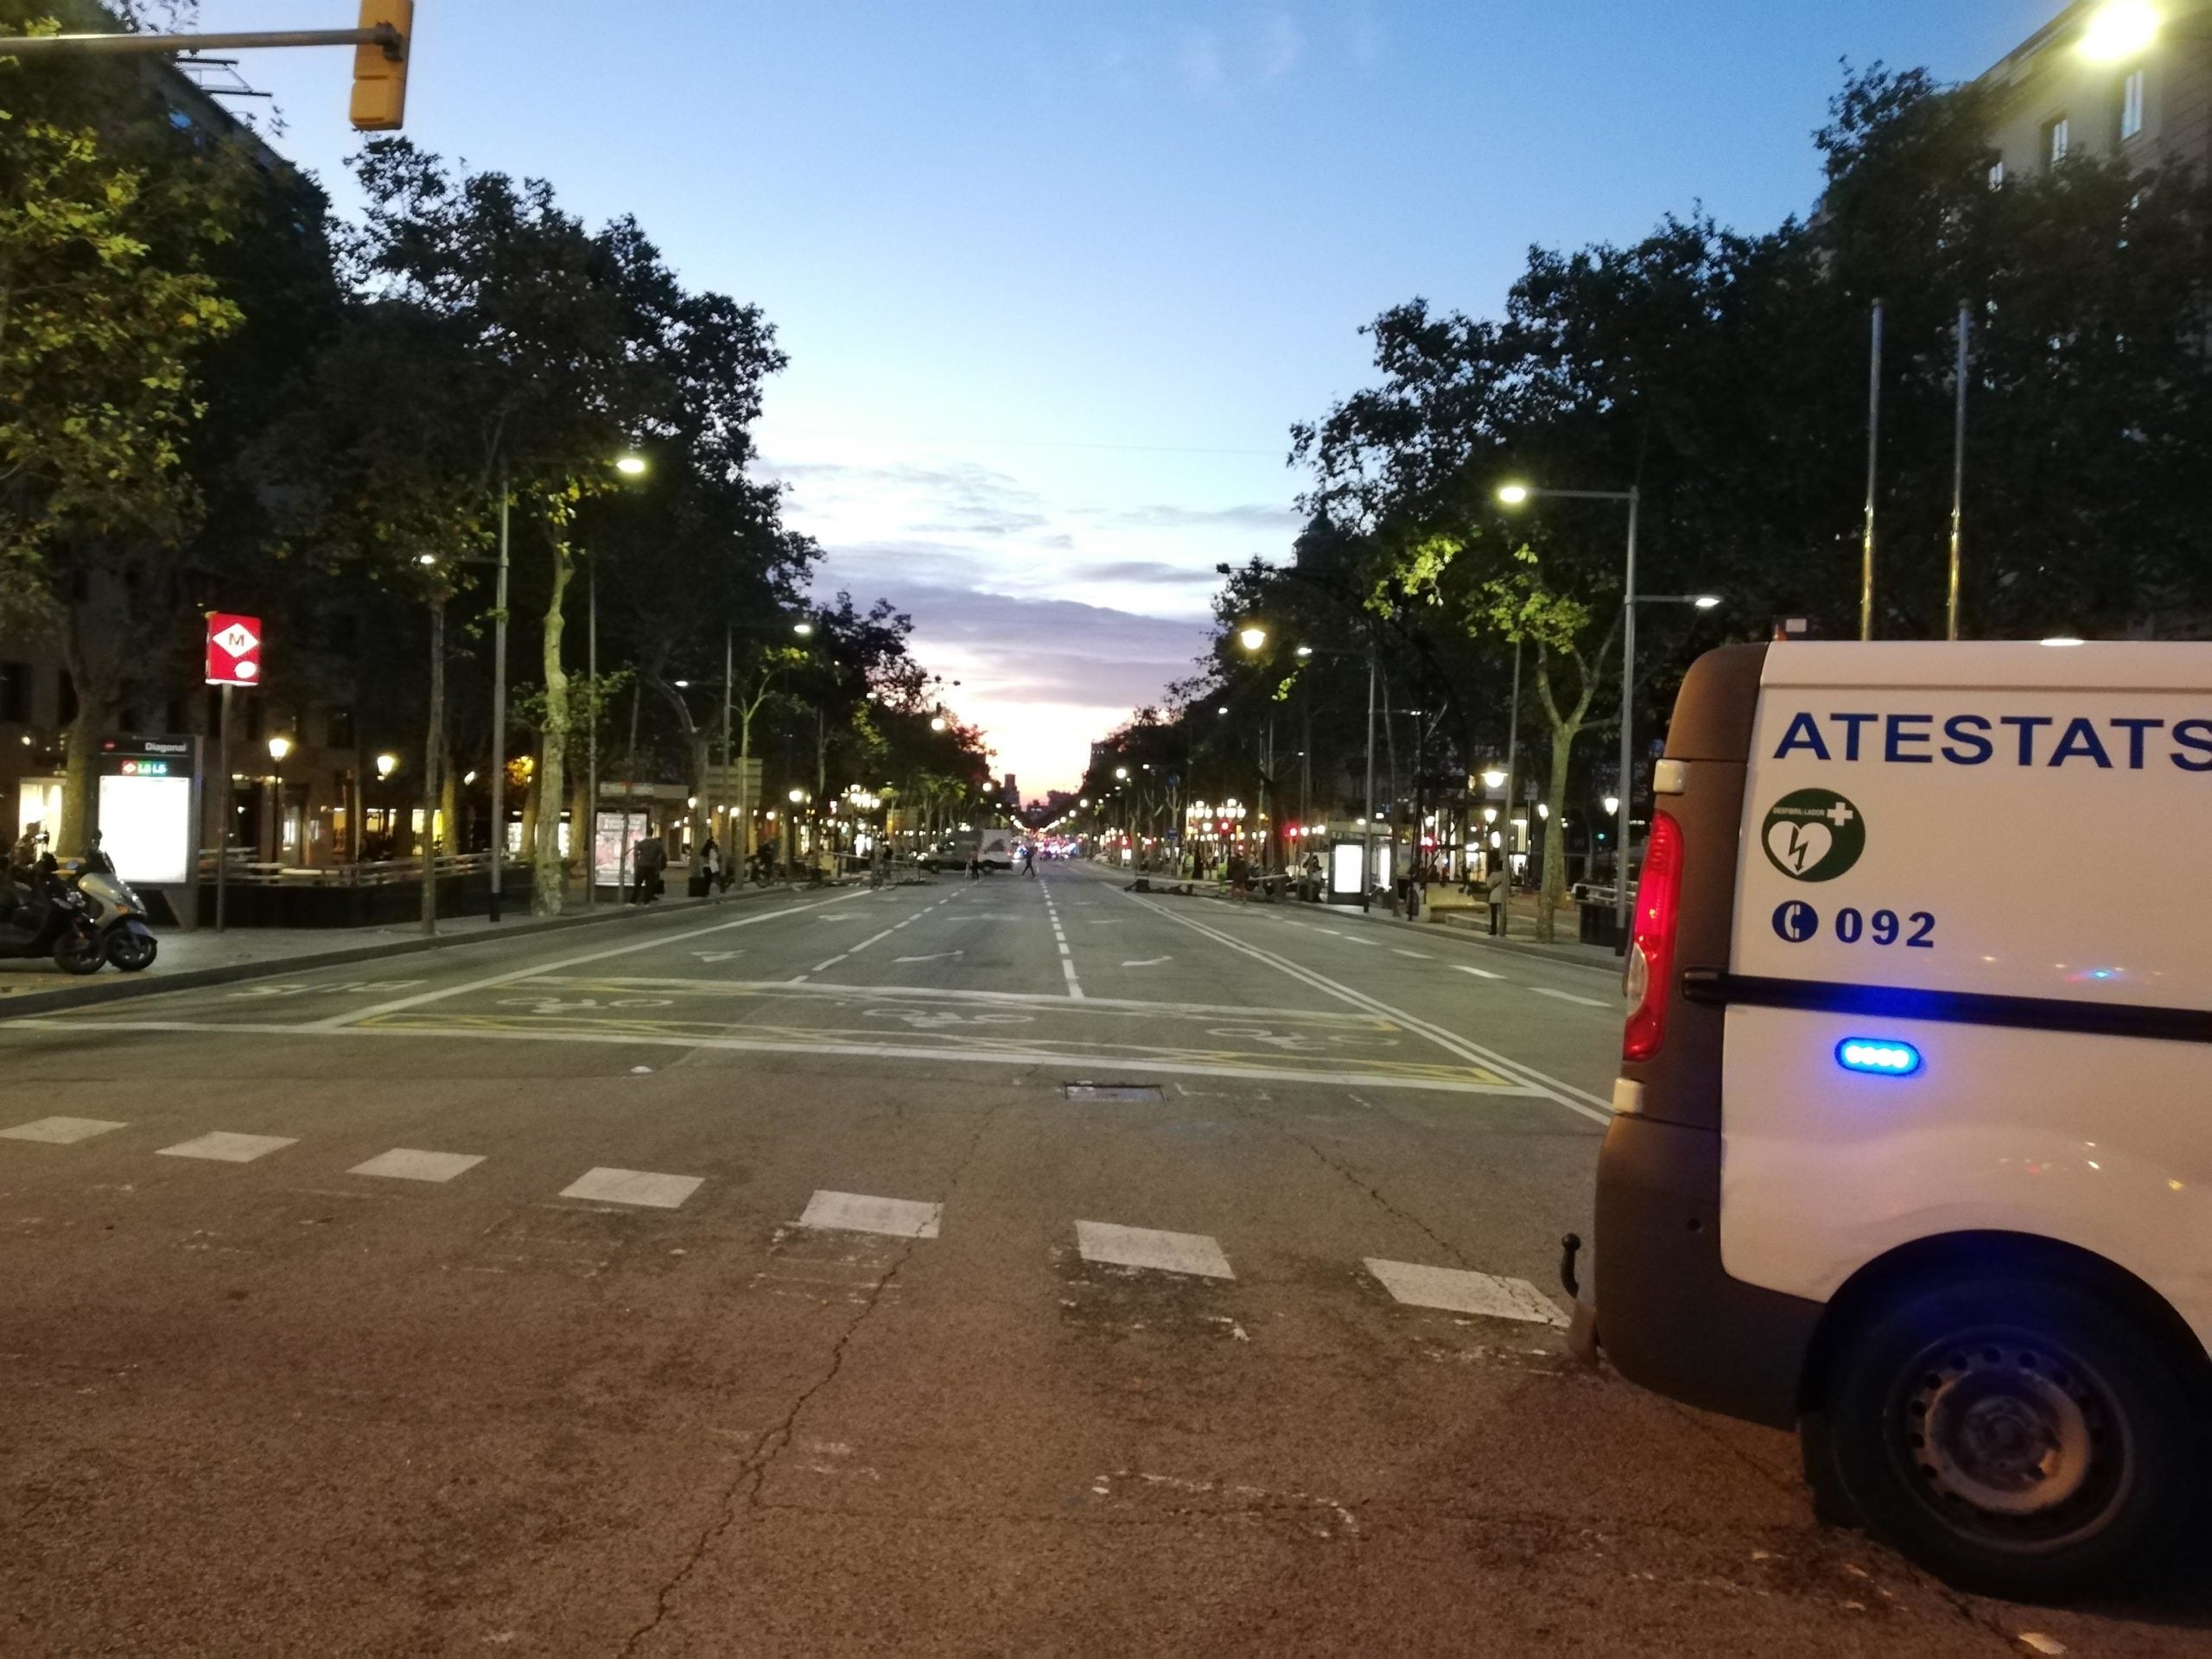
<box><xmin>1121</xmin><ymin>956</ymin><xmax>1173</xmax><ymax>967</ymax></box>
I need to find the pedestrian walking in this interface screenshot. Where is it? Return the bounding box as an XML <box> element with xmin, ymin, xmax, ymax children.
<box><xmin>701</xmin><ymin>835</ymin><xmax>722</xmax><ymax>894</ymax></box>
<box><xmin>1226</xmin><ymin>850</ymin><xmax>1250</xmax><ymax>901</ymax></box>
<box><xmin>632</xmin><ymin>832</ymin><xmax>668</xmax><ymax>903</ymax></box>
<box><xmin>1020</xmin><ymin>842</ymin><xmax>1037</xmax><ymax>878</ymax></box>
<box><xmin>1486</xmin><ymin>857</ymin><xmax>1510</xmax><ymax>937</ymax></box>
<box><xmin>967</xmin><ymin>848</ymin><xmax>982</xmax><ymax>881</ymax></box>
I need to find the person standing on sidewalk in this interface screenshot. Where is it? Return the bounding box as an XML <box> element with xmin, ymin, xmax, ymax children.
<box><xmin>701</xmin><ymin>836</ymin><xmax>722</xmax><ymax>894</ymax></box>
<box><xmin>632</xmin><ymin>832</ymin><xmax>668</xmax><ymax>904</ymax></box>
<box><xmin>1486</xmin><ymin>857</ymin><xmax>1510</xmax><ymax>937</ymax></box>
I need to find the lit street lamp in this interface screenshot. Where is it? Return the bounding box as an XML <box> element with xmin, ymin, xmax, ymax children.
<box><xmin>2079</xmin><ymin>0</ymin><xmax>2160</xmax><ymax>59</ymax></box>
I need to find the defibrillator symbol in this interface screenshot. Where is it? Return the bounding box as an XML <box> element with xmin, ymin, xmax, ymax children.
<box><xmin>1762</xmin><ymin>789</ymin><xmax>1866</xmax><ymax>883</ymax></box>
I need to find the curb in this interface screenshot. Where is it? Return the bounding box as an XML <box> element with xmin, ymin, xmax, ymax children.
<box><xmin>0</xmin><ymin>881</ymin><xmax>846</xmax><ymax>1022</ymax></box>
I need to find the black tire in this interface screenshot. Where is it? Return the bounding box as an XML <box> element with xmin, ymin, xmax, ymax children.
<box><xmin>51</xmin><ymin>926</ymin><xmax>104</xmax><ymax>976</ymax></box>
<box><xmin>105</xmin><ymin>930</ymin><xmax>157</xmax><ymax>972</ymax></box>
<box><xmin>1814</xmin><ymin>1271</ymin><xmax>2199</xmax><ymax>1599</ymax></box>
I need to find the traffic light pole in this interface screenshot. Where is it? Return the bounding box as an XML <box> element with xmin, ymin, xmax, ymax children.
<box><xmin>0</xmin><ymin>27</ymin><xmax>400</xmax><ymax>55</ymax></box>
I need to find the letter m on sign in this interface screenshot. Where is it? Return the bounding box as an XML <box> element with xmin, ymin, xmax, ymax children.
<box><xmin>206</xmin><ymin>613</ymin><xmax>263</xmax><ymax>687</ymax></box>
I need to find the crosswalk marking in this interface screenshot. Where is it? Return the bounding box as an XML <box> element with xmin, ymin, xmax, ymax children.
<box><xmin>1076</xmin><ymin>1220</ymin><xmax>1234</xmax><ymax>1281</ymax></box>
<box><xmin>1363</xmin><ymin>1258</ymin><xmax>1567</xmax><ymax>1325</ymax></box>
<box><xmin>349</xmin><ymin>1148</ymin><xmax>485</xmax><ymax>1184</ymax></box>
<box><xmin>559</xmin><ymin>1166</ymin><xmax>702</xmax><ymax>1210</ymax></box>
<box><xmin>799</xmin><ymin>1190</ymin><xmax>942</xmax><ymax>1240</ymax></box>
<box><xmin>1</xmin><ymin>1116</ymin><xmax>126</xmax><ymax>1145</ymax></box>
<box><xmin>156</xmin><ymin>1131</ymin><xmax>297</xmax><ymax>1164</ymax></box>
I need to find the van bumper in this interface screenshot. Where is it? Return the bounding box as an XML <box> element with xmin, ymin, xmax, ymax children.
<box><xmin>1591</xmin><ymin>1112</ymin><xmax>1824</xmax><ymax>1430</ymax></box>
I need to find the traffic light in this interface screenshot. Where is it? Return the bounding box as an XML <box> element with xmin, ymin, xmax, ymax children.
<box><xmin>349</xmin><ymin>0</ymin><xmax>413</xmax><ymax>131</ymax></box>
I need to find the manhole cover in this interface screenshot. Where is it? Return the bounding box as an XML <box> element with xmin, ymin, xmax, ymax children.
<box><xmin>1062</xmin><ymin>1083</ymin><xmax>1164</xmax><ymax>1103</ymax></box>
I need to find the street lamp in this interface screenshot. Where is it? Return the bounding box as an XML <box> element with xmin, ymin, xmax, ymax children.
<box><xmin>930</xmin><ymin>716</ymin><xmax>947</xmax><ymax>733</ymax></box>
<box><xmin>1481</xmin><ymin>767</ymin><xmax>1506</xmax><ymax>790</ymax></box>
<box><xmin>1237</xmin><ymin>625</ymin><xmax>1268</xmax><ymax>652</ymax></box>
<box><xmin>793</xmin><ymin>620</ymin><xmax>815</xmax><ymax>638</ymax></box>
<box><xmin>2079</xmin><ymin>1</ymin><xmax>2159</xmax><ymax>59</ymax></box>
<box><xmin>614</xmin><ymin>454</ymin><xmax>648</xmax><ymax>476</ymax></box>
<box><xmin>375</xmin><ymin>752</ymin><xmax>398</xmax><ymax>779</ymax></box>
<box><xmin>267</xmin><ymin>734</ymin><xmax>292</xmax><ymax>762</ymax></box>
<box><xmin>1603</xmin><ymin>795</ymin><xmax>1620</xmax><ymax>817</ymax></box>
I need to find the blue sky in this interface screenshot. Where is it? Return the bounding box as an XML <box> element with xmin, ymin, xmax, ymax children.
<box><xmin>194</xmin><ymin>0</ymin><xmax>2056</xmax><ymax>792</ymax></box>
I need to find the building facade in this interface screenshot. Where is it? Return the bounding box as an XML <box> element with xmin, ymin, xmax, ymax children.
<box><xmin>1978</xmin><ymin>0</ymin><xmax>2211</xmax><ymax>182</ymax></box>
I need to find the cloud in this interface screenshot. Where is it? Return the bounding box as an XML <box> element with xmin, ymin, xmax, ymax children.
<box><xmin>1069</xmin><ymin>559</ymin><xmax>1220</xmax><ymax>586</ymax></box>
<box><xmin>1179</xmin><ymin>30</ymin><xmax>1228</xmax><ymax>97</ymax></box>
<box><xmin>1100</xmin><ymin>502</ymin><xmax>1300</xmax><ymax>533</ymax></box>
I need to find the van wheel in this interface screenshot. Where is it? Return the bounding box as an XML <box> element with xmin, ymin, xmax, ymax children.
<box><xmin>1815</xmin><ymin>1274</ymin><xmax>2196</xmax><ymax>1599</ymax></box>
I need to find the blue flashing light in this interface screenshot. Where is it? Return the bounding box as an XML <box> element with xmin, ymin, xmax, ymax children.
<box><xmin>1838</xmin><ymin>1038</ymin><xmax>1923</xmax><ymax>1077</ymax></box>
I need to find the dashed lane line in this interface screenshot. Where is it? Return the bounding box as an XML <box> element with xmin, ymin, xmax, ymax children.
<box><xmin>1452</xmin><ymin>965</ymin><xmax>1505</xmax><ymax>981</ymax></box>
<box><xmin>1530</xmin><ymin>986</ymin><xmax>1612</xmax><ymax>1010</ymax></box>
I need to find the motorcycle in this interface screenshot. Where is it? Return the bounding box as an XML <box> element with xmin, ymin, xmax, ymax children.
<box><xmin>65</xmin><ymin>834</ymin><xmax>158</xmax><ymax>972</ymax></box>
<box><xmin>0</xmin><ymin>842</ymin><xmax>105</xmax><ymax>976</ymax></box>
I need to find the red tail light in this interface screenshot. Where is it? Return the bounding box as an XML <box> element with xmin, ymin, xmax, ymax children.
<box><xmin>1622</xmin><ymin>810</ymin><xmax>1684</xmax><ymax>1063</ymax></box>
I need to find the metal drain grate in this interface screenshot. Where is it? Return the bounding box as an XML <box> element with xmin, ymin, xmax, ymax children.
<box><xmin>1062</xmin><ymin>1083</ymin><xmax>1165</xmax><ymax>1103</ymax></box>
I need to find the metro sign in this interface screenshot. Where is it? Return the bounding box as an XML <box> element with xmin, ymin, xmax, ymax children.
<box><xmin>206</xmin><ymin>613</ymin><xmax>263</xmax><ymax>686</ymax></box>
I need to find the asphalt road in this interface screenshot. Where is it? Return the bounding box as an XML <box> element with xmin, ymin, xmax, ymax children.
<box><xmin>0</xmin><ymin>861</ymin><xmax>2199</xmax><ymax>1656</ymax></box>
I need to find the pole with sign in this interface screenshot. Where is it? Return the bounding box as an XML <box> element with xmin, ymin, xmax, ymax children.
<box><xmin>206</xmin><ymin>614</ymin><xmax>262</xmax><ymax>931</ymax></box>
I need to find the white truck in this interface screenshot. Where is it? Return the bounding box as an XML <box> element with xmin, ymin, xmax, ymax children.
<box><xmin>916</xmin><ymin>827</ymin><xmax>1014</xmax><ymax>874</ymax></box>
<box><xmin>1582</xmin><ymin>639</ymin><xmax>2212</xmax><ymax>1597</ymax></box>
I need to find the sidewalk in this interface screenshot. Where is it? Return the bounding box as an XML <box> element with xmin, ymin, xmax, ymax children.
<box><xmin>1117</xmin><ymin>866</ymin><xmax>1624</xmax><ymax>976</ymax></box>
<box><xmin>0</xmin><ymin>877</ymin><xmax>858</xmax><ymax>1020</ymax></box>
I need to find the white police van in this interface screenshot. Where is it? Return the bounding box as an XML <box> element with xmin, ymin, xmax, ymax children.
<box><xmin>1585</xmin><ymin>640</ymin><xmax>2211</xmax><ymax>1597</ymax></box>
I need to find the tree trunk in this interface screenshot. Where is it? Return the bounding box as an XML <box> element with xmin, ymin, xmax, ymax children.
<box><xmin>531</xmin><ymin>545</ymin><xmax>572</xmax><ymax>915</ymax></box>
<box><xmin>421</xmin><ymin>597</ymin><xmax>445</xmax><ymax>934</ymax></box>
<box><xmin>1535</xmin><ymin>724</ymin><xmax>1574</xmax><ymax>943</ymax></box>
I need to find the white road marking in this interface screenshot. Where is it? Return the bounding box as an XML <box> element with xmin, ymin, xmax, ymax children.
<box><xmin>1</xmin><ymin>1116</ymin><xmax>126</xmax><ymax>1144</ymax></box>
<box><xmin>1451</xmin><ymin>964</ymin><xmax>1505</xmax><ymax>981</ymax></box>
<box><xmin>1364</xmin><ymin>1258</ymin><xmax>1567</xmax><ymax>1326</ymax></box>
<box><xmin>156</xmin><ymin>1131</ymin><xmax>296</xmax><ymax>1164</ymax></box>
<box><xmin>894</xmin><ymin>950</ymin><xmax>963</xmax><ymax>963</ymax></box>
<box><xmin>846</xmin><ymin>926</ymin><xmax>900</xmax><ymax>956</ymax></box>
<box><xmin>798</xmin><ymin>1190</ymin><xmax>943</xmax><ymax>1240</ymax></box>
<box><xmin>1121</xmin><ymin>956</ymin><xmax>1172</xmax><ymax>967</ymax></box>
<box><xmin>310</xmin><ymin>890</ymin><xmax>872</xmax><ymax>1029</ymax></box>
<box><xmin>1076</xmin><ymin>1220</ymin><xmax>1234</xmax><ymax>1280</ymax></box>
<box><xmin>812</xmin><ymin>955</ymin><xmax>851</xmax><ymax>972</ymax></box>
<box><xmin>1061</xmin><ymin>957</ymin><xmax>1085</xmax><ymax>998</ymax></box>
<box><xmin>1393</xmin><ymin>949</ymin><xmax>1433</xmax><ymax>959</ymax></box>
<box><xmin>20</xmin><ymin>1018</ymin><xmax>1528</xmax><ymax>1096</ymax></box>
<box><xmin>1056</xmin><ymin>942</ymin><xmax>1071</xmax><ymax>956</ymax></box>
<box><xmin>1120</xmin><ymin>893</ymin><xmax>1613</xmax><ymax>1125</ymax></box>
<box><xmin>350</xmin><ymin>1147</ymin><xmax>484</xmax><ymax>1184</ymax></box>
<box><xmin>560</xmin><ymin>1166</ymin><xmax>702</xmax><ymax>1210</ymax></box>
<box><xmin>1530</xmin><ymin>987</ymin><xmax>1612</xmax><ymax>1009</ymax></box>
<box><xmin>692</xmin><ymin>950</ymin><xmax>746</xmax><ymax>963</ymax></box>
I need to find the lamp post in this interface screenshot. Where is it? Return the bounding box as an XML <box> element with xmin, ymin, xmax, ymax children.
<box><xmin>1253</xmin><ymin>628</ymin><xmax>1381</xmax><ymax>910</ymax></box>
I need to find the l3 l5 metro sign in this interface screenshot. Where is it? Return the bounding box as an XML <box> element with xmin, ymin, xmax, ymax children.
<box><xmin>206</xmin><ymin>613</ymin><xmax>263</xmax><ymax>686</ymax></box>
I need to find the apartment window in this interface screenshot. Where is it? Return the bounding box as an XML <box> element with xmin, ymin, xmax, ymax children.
<box><xmin>2046</xmin><ymin>115</ymin><xmax>2070</xmax><ymax>165</ymax></box>
<box><xmin>1987</xmin><ymin>159</ymin><xmax>2005</xmax><ymax>189</ymax></box>
<box><xmin>2120</xmin><ymin>70</ymin><xmax>2145</xmax><ymax>141</ymax></box>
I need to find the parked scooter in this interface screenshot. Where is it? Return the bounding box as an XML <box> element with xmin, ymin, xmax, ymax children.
<box><xmin>64</xmin><ymin>834</ymin><xmax>158</xmax><ymax>972</ymax></box>
<box><xmin>0</xmin><ymin>832</ymin><xmax>104</xmax><ymax>976</ymax></box>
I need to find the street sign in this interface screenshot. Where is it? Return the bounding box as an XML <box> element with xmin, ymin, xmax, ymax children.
<box><xmin>702</xmin><ymin>758</ymin><xmax>763</xmax><ymax>796</ymax></box>
<box><xmin>205</xmin><ymin>613</ymin><xmax>263</xmax><ymax>686</ymax></box>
